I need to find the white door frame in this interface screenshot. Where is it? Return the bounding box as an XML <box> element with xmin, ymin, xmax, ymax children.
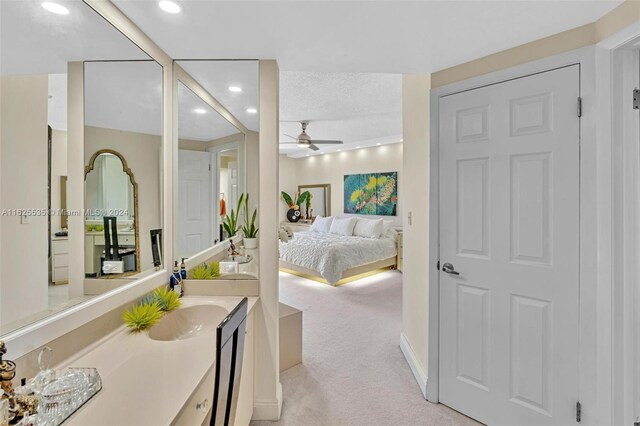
<box><xmin>602</xmin><ymin>22</ymin><xmax>640</xmax><ymax>426</ymax></box>
<box><xmin>429</xmin><ymin>46</ymin><xmax>613</xmax><ymax>424</ymax></box>
<box><xmin>209</xmin><ymin>140</ymin><xmax>246</xmax><ymax>238</ymax></box>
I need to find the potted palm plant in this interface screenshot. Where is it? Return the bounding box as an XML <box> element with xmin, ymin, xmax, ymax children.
<box><xmin>242</xmin><ymin>194</ymin><xmax>259</xmax><ymax>249</ymax></box>
<box><xmin>222</xmin><ymin>193</ymin><xmax>244</xmax><ymax>238</ymax></box>
<box><xmin>281</xmin><ymin>190</ymin><xmax>310</xmax><ymax>223</ymax></box>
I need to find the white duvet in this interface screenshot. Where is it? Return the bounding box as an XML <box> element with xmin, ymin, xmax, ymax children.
<box><xmin>279</xmin><ymin>231</ymin><xmax>397</xmax><ymax>285</ymax></box>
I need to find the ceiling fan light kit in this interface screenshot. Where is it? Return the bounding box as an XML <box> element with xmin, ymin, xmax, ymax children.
<box><xmin>280</xmin><ymin>120</ymin><xmax>343</xmax><ymax>151</ymax></box>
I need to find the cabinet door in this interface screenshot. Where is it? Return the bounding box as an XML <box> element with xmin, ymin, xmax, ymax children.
<box><xmin>234</xmin><ymin>310</ymin><xmax>254</xmax><ymax>426</ymax></box>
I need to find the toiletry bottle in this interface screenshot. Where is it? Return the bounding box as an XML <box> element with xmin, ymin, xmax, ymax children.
<box><xmin>180</xmin><ymin>258</ymin><xmax>187</xmax><ymax>280</ymax></box>
<box><xmin>172</xmin><ymin>261</ymin><xmax>184</xmax><ymax>297</ymax></box>
<box><xmin>170</xmin><ymin>261</ymin><xmax>180</xmax><ymax>292</ymax></box>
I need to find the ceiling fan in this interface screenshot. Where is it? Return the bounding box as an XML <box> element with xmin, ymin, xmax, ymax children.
<box><xmin>279</xmin><ymin>121</ymin><xmax>343</xmax><ymax>151</ymax></box>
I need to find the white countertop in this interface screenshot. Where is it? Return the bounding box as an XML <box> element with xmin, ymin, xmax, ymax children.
<box><xmin>62</xmin><ymin>296</ymin><xmax>257</xmax><ymax>425</ymax></box>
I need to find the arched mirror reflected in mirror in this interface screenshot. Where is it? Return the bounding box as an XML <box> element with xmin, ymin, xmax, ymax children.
<box><xmin>84</xmin><ymin>150</ymin><xmax>139</xmax><ymax>278</ymax></box>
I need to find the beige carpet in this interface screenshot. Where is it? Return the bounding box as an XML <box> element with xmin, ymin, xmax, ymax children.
<box><xmin>252</xmin><ymin>270</ymin><xmax>480</xmax><ymax>426</ymax></box>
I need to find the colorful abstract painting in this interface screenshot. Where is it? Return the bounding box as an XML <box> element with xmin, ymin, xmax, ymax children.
<box><xmin>343</xmin><ymin>172</ymin><xmax>398</xmax><ymax>216</ymax></box>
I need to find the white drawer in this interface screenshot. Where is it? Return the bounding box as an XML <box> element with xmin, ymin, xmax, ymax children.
<box><xmin>93</xmin><ymin>235</ymin><xmax>135</xmax><ymax>246</ymax></box>
<box><xmin>52</xmin><ymin>240</ymin><xmax>68</xmax><ymax>254</ymax></box>
<box><xmin>53</xmin><ymin>253</ymin><xmax>68</xmax><ymax>268</ymax></box>
<box><xmin>53</xmin><ymin>266</ymin><xmax>68</xmax><ymax>282</ymax></box>
<box><xmin>173</xmin><ymin>367</ymin><xmax>215</xmax><ymax>426</ymax></box>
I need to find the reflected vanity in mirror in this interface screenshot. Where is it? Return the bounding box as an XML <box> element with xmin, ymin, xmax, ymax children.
<box><xmin>0</xmin><ymin>0</ymin><xmax>162</xmax><ymax>336</ymax></box>
<box><xmin>298</xmin><ymin>184</ymin><xmax>331</xmax><ymax>220</ymax></box>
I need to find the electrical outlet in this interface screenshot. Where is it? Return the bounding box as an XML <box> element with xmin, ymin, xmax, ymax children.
<box><xmin>408</xmin><ymin>211</ymin><xmax>412</xmax><ymax>226</ymax></box>
<box><xmin>102</xmin><ymin>261</ymin><xmax>124</xmax><ymax>274</ymax></box>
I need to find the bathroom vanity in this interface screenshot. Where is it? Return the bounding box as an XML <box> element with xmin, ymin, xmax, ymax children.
<box><xmin>60</xmin><ymin>296</ymin><xmax>257</xmax><ymax>425</ymax></box>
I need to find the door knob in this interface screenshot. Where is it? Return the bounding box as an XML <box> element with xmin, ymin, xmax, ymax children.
<box><xmin>442</xmin><ymin>262</ymin><xmax>460</xmax><ymax>276</ymax></box>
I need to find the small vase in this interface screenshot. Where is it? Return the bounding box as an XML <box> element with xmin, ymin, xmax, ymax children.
<box><xmin>287</xmin><ymin>208</ymin><xmax>301</xmax><ymax>223</ymax></box>
<box><xmin>244</xmin><ymin>237</ymin><xmax>258</xmax><ymax>249</ymax></box>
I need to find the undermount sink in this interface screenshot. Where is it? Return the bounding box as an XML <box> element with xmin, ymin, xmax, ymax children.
<box><xmin>148</xmin><ymin>305</ymin><xmax>229</xmax><ymax>341</ymax></box>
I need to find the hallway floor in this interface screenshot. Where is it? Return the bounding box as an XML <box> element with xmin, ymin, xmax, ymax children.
<box><xmin>252</xmin><ymin>270</ymin><xmax>479</xmax><ymax>426</ymax></box>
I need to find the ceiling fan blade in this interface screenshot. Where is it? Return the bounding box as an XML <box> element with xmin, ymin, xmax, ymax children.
<box><xmin>283</xmin><ymin>134</ymin><xmax>298</xmax><ymax>140</ymax></box>
<box><xmin>309</xmin><ymin>144</ymin><xmax>320</xmax><ymax>151</ymax></box>
<box><xmin>310</xmin><ymin>140</ymin><xmax>343</xmax><ymax>145</ymax></box>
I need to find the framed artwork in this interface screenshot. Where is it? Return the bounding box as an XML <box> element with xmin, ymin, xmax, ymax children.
<box><xmin>343</xmin><ymin>171</ymin><xmax>397</xmax><ymax>216</ymax></box>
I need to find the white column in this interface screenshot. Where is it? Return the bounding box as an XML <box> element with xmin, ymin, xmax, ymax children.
<box><xmin>254</xmin><ymin>59</ymin><xmax>282</xmax><ymax>420</ymax></box>
<box><xmin>400</xmin><ymin>74</ymin><xmax>431</xmax><ymax>399</ymax></box>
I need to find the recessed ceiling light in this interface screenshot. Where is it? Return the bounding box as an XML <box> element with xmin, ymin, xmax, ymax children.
<box><xmin>376</xmin><ymin>143</ymin><xmax>381</xmax><ymax>146</ymax></box>
<box><xmin>194</xmin><ymin>108</ymin><xmax>207</xmax><ymax>114</ymax></box>
<box><xmin>228</xmin><ymin>86</ymin><xmax>242</xmax><ymax>93</ymax></box>
<box><xmin>42</xmin><ymin>2</ymin><xmax>70</xmax><ymax>15</ymax></box>
<box><xmin>337</xmin><ymin>149</ymin><xmax>342</xmax><ymax>152</ymax></box>
<box><xmin>306</xmin><ymin>154</ymin><xmax>310</xmax><ymax>157</ymax></box>
<box><xmin>356</xmin><ymin>146</ymin><xmax>361</xmax><ymax>149</ymax></box>
<box><xmin>158</xmin><ymin>0</ymin><xmax>181</xmax><ymax>14</ymax></box>
<box><xmin>246</xmin><ymin>108</ymin><xmax>257</xmax><ymax>114</ymax></box>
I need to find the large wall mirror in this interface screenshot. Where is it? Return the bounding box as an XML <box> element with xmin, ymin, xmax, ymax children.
<box><xmin>84</xmin><ymin>60</ymin><xmax>163</xmax><ymax>286</ymax></box>
<box><xmin>298</xmin><ymin>184</ymin><xmax>331</xmax><ymax>218</ymax></box>
<box><xmin>0</xmin><ymin>0</ymin><xmax>160</xmax><ymax>336</ymax></box>
<box><xmin>174</xmin><ymin>61</ymin><xmax>259</xmax><ymax>273</ymax></box>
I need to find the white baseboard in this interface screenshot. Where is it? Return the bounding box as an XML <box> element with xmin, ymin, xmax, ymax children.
<box><xmin>400</xmin><ymin>333</ymin><xmax>428</xmax><ymax>398</ymax></box>
<box><xmin>252</xmin><ymin>381</ymin><xmax>283</xmax><ymax>420</ymax></box>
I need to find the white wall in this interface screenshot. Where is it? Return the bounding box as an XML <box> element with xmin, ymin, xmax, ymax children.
<box><xmin>85</xmin><ymin>126</ymin><xmax>162</xmax><ymax>272</ymax></box>
<box><xmin>0</xmin><ymin>75</ymin><xmax>49</xmax><ymax>325</ymax></box>
<box><xmin>401</xmin><ymin>74</ymin><xmax>431</xmax><ymax>396</ymax></box>
<box><xmin>279</xmin><ymin>144</ymin><xmax>403</xmax><ymax>225</ymax></box>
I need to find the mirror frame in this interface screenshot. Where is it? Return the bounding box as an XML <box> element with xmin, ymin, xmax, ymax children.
<box><xmin>298</xmin><ymin>183</ymin><xmax>332</xmax><ymax>217</ymax></box>
<box><xmin>84</xmin><ymin>149</ymin><xmax>141</xmax><ymax>276</ymax></box>
<box><xmin>173</xmin><ymin>63</ymin><xmax>251</xmax><ymax>269</ymax></box>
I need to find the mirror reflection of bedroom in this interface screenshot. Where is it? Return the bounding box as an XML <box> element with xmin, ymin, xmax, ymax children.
<box><xmin>277</xmin><ymin>72</ymin><xmax>405</xmax><ymax>419</ymax></box>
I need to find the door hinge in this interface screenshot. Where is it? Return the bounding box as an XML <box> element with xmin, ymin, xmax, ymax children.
<box><xmin>576</xmin><ymin>401</ymin><xmax>582</xmax><ymax>423</ymax></box>
<box><xmin>436</xmin><ymin>260</ymin><xmax>440</xmax><ymax>271</ymax></box>
<box><xmin>634</xmin><ymin>89</ymin><xmax>640</xmax><ymax>110</ymax></box>
<box><xmin>208</xmin><ymin>163</ymin><xmax>211</xmax><ymax>171</ymax></box>
<box><xmin>577</xmin><ymin>97</ymin><xmax>582</xmax><ymax>117</ymax></box>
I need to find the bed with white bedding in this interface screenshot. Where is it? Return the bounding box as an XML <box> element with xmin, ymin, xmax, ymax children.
<box><xmin>278</xmin><ymin>229</ymin><xmax>398</xmax><ymax>285</ymax></box>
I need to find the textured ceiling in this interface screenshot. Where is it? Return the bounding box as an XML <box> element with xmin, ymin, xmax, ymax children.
<box><xmin>279</xmin><ymin>72</ymin><xmax>402</xmax><ymax>157</ymax></box>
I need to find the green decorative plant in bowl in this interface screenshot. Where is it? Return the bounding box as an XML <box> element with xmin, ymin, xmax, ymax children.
<box><xmin>281</xmin><ymin>191</ymin><xmax>309</xmax><ymax>223</ymax></box>
<box><xmin>123</xmin><ymin>301</ymin><xmax>164</xmax><ymax>331</ymax></box>
<box><xmin>189</xmin><ymin>261</ymin><xmax>221</xmax><ymax>280</ymax></box>
<box><xmin>153</xmin><ymin>287</ymin><xmax>181</xmax><ymax>312</ymax></box>
<box><xmin>241</xmin><ymin>194</ymin><xmax>259</xmax><ymax>249</ymax></box>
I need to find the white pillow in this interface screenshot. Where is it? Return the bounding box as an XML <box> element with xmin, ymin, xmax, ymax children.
<box><xmin>311</xmin><ymin>216</ymin><xmax>333</xmax><ymax>233</ymax></box>
<box><xmin>329</xmin><ymin>216</ymin><xmax>357</xmax><ymax>236</ymax></box>
<box><xmin>382</xmin><ymin>220</ymin><xmax>394</xmax><ymax>235</ymax></box>
<box><xmin>353</xmin><ymin>218</ymin><xmax>383</xmax><ymax>238</ymax></box>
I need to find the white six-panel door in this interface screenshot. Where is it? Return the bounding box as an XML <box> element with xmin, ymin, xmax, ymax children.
<box><xmin>177</xmin><ymin>149</ymin><xmax>212</xmax><ymax>258</ymax></box>
<box><xmin>439</xmin><ymin>65</ymin><xmax>580</xmax><ymax>425</ymax></box>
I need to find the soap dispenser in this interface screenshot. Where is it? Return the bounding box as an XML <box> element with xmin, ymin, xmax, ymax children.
<box><xmin>180</xmin><ymin>258</ymin><xmax>187</xmax><ymax>280</ymax></box>
<box><xmin>170</xmin><ymin>261</ymin><xmax>183</xmax><ymax>296</ymax></box>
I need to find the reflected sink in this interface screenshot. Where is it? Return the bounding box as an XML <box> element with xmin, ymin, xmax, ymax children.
<box><xmin>148</xmin><ymin>305</ymin><xmax>229</xmax><ymax>341</ymax></box>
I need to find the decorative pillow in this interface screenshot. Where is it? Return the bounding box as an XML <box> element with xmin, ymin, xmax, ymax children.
<box><xmin>329</xmin><ymin>216</ymin><xmax>358</xmax><ymax>236</ymax></box>
<box><xmin>353</xmin><ymin>218</ymin><xmax>383</xmax><ymax>238</ymax></box>
<box><xmin>382</xmin><ymin>219</ymin><xmax>394</xmax><ymax>235</ymax></box>
<box><xmin>311</xmin><ymin>216</ymin><xmax>333</xmax><ymax>233</ymax></box>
